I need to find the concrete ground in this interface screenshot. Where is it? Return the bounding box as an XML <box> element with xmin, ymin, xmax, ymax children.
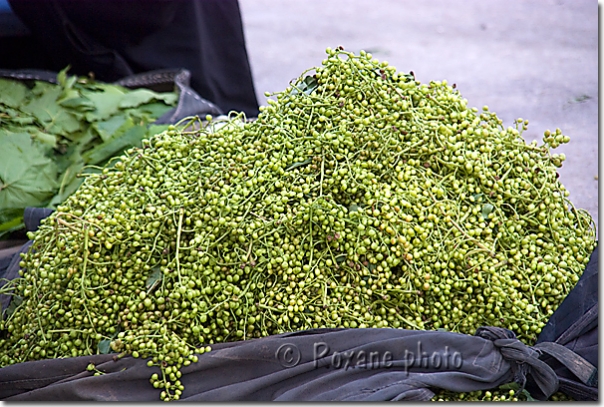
<box><xmin>238</xmin><ymin>0</ymin><xmax>599</xmax><ymax>236</ymax></box>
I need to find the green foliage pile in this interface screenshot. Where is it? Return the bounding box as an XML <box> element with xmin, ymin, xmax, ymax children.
<box><xmin>0</xmin><ymin>69</ymin><xmax>178</xmax><ymax>236</ymax></box>
<box><xmin>0</xmin><ymin>48</ymin><xmax>596</xmax><ymax>401</ymax></box>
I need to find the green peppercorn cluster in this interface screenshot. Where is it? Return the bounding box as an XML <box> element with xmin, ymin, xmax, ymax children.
<box><xmin>433</xmin><ymin>389</ymin><xmax>522</xmax><ymax>402</ymax></box>
<box><xmin>0</xmin><ymin>47</ymin><xmax>595</xmax><ymax>401</ymax></box>
<box><xmin>432</xmin><ymin>388</ymin><xmax>572</xmax><ymax>401</ymax></box>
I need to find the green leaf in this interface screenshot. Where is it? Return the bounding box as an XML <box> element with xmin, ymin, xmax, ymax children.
<box><xmin>59</xmin><ymin>96</ymin><xmax>96</xmax><ymax>111</ymax></box>
<box><xmin>0</xmin><ymin>131</ymin><xmax>59</xmax><ymax>210</ymax></box>
<box><xmin>7</xmin><ymin>116</ymin><xmax>35</xmax><ymax>126</ymax></box>
<box><xmin>481</xmin><ymin>203</ymin><xmax>494</xmax><ymax>221</ymax></box>
<box><xmin>147</xmin><ymin>124</ymin><xmax>171</xmax><ymax>136</ymax></box>
<box><xmin>97</xmin><ymin>339</ymin><xmax>112</xmax><ymax>354</ymax></box>
<box><xmin>47</xmin><ymin>110</ymin><xmax>83</xmax><ymax>135</ymax></box>
<box><xmin>73</xmin><ymin>126</ymin><xmax>100</xmax><ymax>154</ymax></box>
<box><xmin>4</xmin><ymin>294</ymin><xmax>23</xmax><ymax>319</ymax></box>
<box><xmin>302</xmin><ymin>75</ymin><xmax>318</xmax><ymax>95</ymax></box>
<box><xmin>30</xmin><ymin>80</ymin><xmax>56</xmax><ymax>96</ymax></box>
<box><xmin>82</xmin><ymin>85</ymin><xmax>126</xmax><ymax>122</ymax></box>
<box><xmin>56</xmin><ymin>66</ymin><xmax>70</xmax><ymax>87</ymax></box>
<box><xmin>334</xmin><ymin>254</ymin><xmax>347</xmax><ymax>264</ymax></box>
<box><xmin>57</xmin><ymin>90</ymin><xmax>96</xmax><ymax>112</ymax></box>
<box><xmin>82</xmin><ymin>125</ymin><xmax>146</xmax><ymax>165</ymax></box>
<box><xmin>65</xmin><ymin>75</ymin><xmax>77</xmax><ymax>91</ymax></box>
<box><xmin>19</xmin><ymin>84</ymin><xmax>61</xmax><ymax>122</ymax></box>
<box><xmin>498</xmin><ymin>382</ymin><xmax>520</xmax><ymax>391</ymax></box>
<box><xmin>48</xmin><ymin>160</ymin><xmax>85</xmax><ymax>208</ymax></box>
<box><xmin>0</xmin><ymin>219</ymin><xmax>25</xmax><ymax>239</ymax></box>
<box><xmin>92</xmin><ymin>114</ymin><xmax>133</xmax><ymax>142</ymax></box>
<box><xmin>348</xmin><ymin>203</ymin><xmax>362</xmax><ymax>213</ymax></box>
<box><xmin>128</xmin><ymin>102</ymin><xmax>174</xmax><ymax>119</ymax></box>
<box><xmin>471</xmin><ymin>193</ymin><xmax>483</xmax><ymax>202</ymax></box>
<box><xmin>0</xmin><ymin>207</ymin><xmax>24</xmax><ymax>225</ymax></box>
<box><xmin>521</xmin><ymin>389</ymin><xmax>537</xmax><ymax>402</ymax></box>
<box><xmin>20</xmin><ymin>85</ymin><xmax>82</xmax><ymax>134</ymax></box>
<box><xmin>30</xmin><ymin>129</ymin><xmax>58</xmax><ymax>149</ymax></box>
<box><xmin>0</xmin><ymin>207</ymin><xmax>25</xmax><ymax>237</ymax></box>
<box><xmin>285</xmin><ymin>158</ymin><xmax>312</xmax><ymax>171</ymax></box>
<box><xmin>119</xmin><ymin>88</ymin><xmax>178</xmax><ymax>109</ymax></box>
<box><xmin>290</xmin><ymin>75</ymin><xmax>318</xmax><ymax>96</ymax></box>
<box><xmin>61</xmin><ymin>126</ymin><xmax>93</xmax><ymax>144</ymax></box>
<box><xmin>146</xmin><ymin>267</ymin><xmax>162</xmax><ymax>291</ymax></box>
<box><xmin>0</xmin><ymin>79</ymin><xmax>29</xmax><ymax>108</ymax></box>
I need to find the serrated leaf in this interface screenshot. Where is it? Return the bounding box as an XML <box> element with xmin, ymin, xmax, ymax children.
<box><xmin>302</xmin><ymin>75</ymin><xmax>318</xmax><ymax>95</ymax></box>
<box><xmin>4</xmin><ymin>294</ymin><xmax>23</xmax><ymax>319</ymax></box>
<box><xmin>119</xmin><ymin>88</ymin><xmax>178</xmax><ymax>109</ymax></box>
<box><xmin>61</xmin><ymin>126</ymin><xmax>94</xmax><ymax>144</ymax></box>
<box><xmin>30</xmin><ymin>129</ymin><xmax>58</xmax><ymax>148</ymax></box>
<box><xmin>57</xmin><ymin>92</ymin><xmax>96</xmax><ymax>111</ymax></box>
<box><xmin>0</xmin><ymin>73</ymin><xmax>179</xmax><ymax>216</ymax></box>
<box><xmin>56</xmin><ymin>66</ymin><xmax>77</xmax><ymax>92</ymax></box>
<box><xmin>0</xmin><ymin>106</ymin><xmax>19</xmax><ymax>118</ymax></box>
<box><xmin>481</xmin><ymin>203</ymin><xmax>494</xmax><ymax>221</ymax></box>
<box><xmin>20</xmin><ymin>85</ymin><xmax>81</xmax><ymax>134</ymax></box>
<box><xmin>57</xmin><ymin>88</ymin><xmax>81</xmax><ymax>104</ymax></box>
<box><xmin>82</xmin><ymin>85</ymin><xmax>126</xmax><ymax>122</ymax></box>
<box><xmin>471</xmin><ymin>193</ymin><xmax>483</xmax><ymax>202</ymax></box>
<box><xmin>147</xmin><ymin>123</ymin><xmax>171</xmax><ymax>136</ymax></box>
<box><xmin>74</xmin><ymin>126</ymin><xmax>100</xmax><ymax>154</ymax></box>
<box><xmin>30</xmin><ymin>80</ymin><xmax>56</xmax><ymax>96</ymax></box>
<box><xmin>82</xmin><ymin>125</ymin><xmax>146</xmax><ymax>165</ymax></box>
<box><xmin>65</xmin><ymin>75</ymin><xmax>77</xmax><ymax>90</ymax></box>
<box><xmin>0</xmin><ymin>208</ymin><xmax>24</xmax><ymax>235</ymax></box>
<box><xmin>47</xmin><ymin>111</ymin><xmax>84</xmax><ymax>135</ymax></box>
<box><xmin>146</xmin><ymin>267</ymin><xmax>162</xmax><ymax>291</ymax></box>
<box><xmin>57</xmin><ymin>67</ymin><xmax>68</xmax><ymax>87</ymax></box>
<box><xmin>290</xmin><ymin>75</ymin><xmax>319</xmax><ymax>96</ymax></box>
<box><xmin>499</xmin><ymin>382</ymin><xmax>520</xmax><ymax>391</ymax></box>
<box><xmin>285</xmin><ymin>158</ymin><xmax>312</xmax><ymax>171</ymax></box>
<box><xmin>0</xmin><ymin>218</ymin><xmax>25</xmax><ymax>238</ymax></box>
<box><xmin>48</xmin><ymin>160</ymin><xmax>85</xmax><ymax>208</ymax></box>
<box><xmin>0</xmin><ymin>131</ymin><xmax>59</xmax><ymax>210</ymax></box>
<box><xmin>335</xmin><ymin>254</ymin><xmax>347</xmax><ymax>264</ymax></box>
<box><xmin>8</xmin><ymin>116</ymin><xmax>35</xmax><ymax>126</ymax></box>
<box><xmin>98</xmin><ymin>339</ymin><xmax>112</xmax><ymax>354</ymax></box>
<box><xmin>0</xmin><ymin>79</ymin><xmax>28</xmax><ymax>108</ymax></box>
<box><xmin>60</xmin><ymin>97</ymin><xmax>95</xmax><ymax>111</ymax></box>
<box><xmin>349</xmin><ymin>203</ymin><xmax>362</xmax><ymax>213</ymax></box>
<box><xmin>128</xmin><ymin>102</ymin><xmax>174</xmax><ymax>118</ymax></box>
<box><xmin>521</xmin><ymin>389</ymin><xmax>537</xmax><ymax>402</ymax></box>
<box><xmin>92</xmin><ymin>114</ymin><xmax>133</xmax><ymax>142</ymax></box>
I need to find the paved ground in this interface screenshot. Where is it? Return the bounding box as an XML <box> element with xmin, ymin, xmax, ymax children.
<box><xmin>238</xmin><ymin>0</ymin><xmax>599</xmax><ymax>236</ymax></box>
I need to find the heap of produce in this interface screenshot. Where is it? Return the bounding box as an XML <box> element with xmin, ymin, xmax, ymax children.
<box><xmin>0</xmin><ymin>48</ymin><xmax>596</xmax><ymax>401</ymax></box>
<box><xmin>0</xmin><ymin>68</ymin><xmax>178</xmax><ymax>236</ymax></box>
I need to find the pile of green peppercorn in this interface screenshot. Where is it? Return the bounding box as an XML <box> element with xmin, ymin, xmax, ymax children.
<box><xmin>0</xmin><ymin>47</ymin><xmax>595</xmax><ymax>401</ymax></box>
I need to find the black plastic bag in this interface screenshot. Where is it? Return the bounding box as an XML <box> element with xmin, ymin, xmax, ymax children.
<box><xmin>3</xmin><ymin>0</ymin><xmax>259</xmax><ymax>117</ymax></box>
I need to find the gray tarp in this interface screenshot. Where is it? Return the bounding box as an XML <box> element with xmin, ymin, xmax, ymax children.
<box><xmin>0</xmin><ymin>326</ymin><xmax>563</xmax><ymax>401</ymax></box>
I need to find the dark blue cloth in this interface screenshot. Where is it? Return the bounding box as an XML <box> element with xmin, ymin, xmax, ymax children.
<box><xmin>536</xmin><ymin>244</ymin><xmax>598</xmax><ymax>400</ymax></box>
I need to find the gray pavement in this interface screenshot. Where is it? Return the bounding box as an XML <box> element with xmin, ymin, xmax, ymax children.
<box><xmin>238</xmin><ymin>0</ymin><xmax>599</xmax><ymax>236</ymax></box>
